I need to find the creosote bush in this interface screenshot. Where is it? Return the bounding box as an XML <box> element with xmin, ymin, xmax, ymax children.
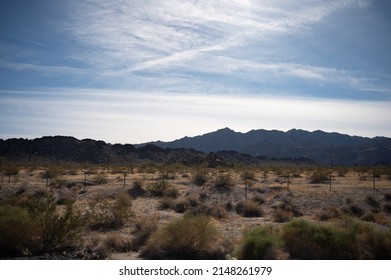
<box><xmin>141</xmin><ymin>215</ymin><xmax>225</xmax><ymax>259</ymax></box>
<box><xmin>0</xmin><ymin>195</ymin><xmax>81</xmax><ymax>257</ymax></box>
<box><xmin>213</xmin><ymin>173</ymin><xmax>234</xmax><ymax>191</ymax></box>
<box><xmin>236</xmin><ymin>225</ymin><xmax>279</xmax><ymax>259</ymax></box>
<box><xmin>193</xmin><ymin>167</ymin><xmax>208</xmax><ymax>186</ymax></box>
<box><xmin>147</xmin><ymin>179</ymin><xmax>171</xmax><ymax>197</ymax></box>
<box><xmin>309</xmin><ymin>170</ymin><xmax>330</xmax><ymax>184</ymax></box>
<box><xmin>87</xmin><ymin>193</ymin><xmax>132</xmax><ymax>231</ymax></box>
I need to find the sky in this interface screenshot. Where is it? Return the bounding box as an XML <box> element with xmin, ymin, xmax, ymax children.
<box><xmin>1</xmin><ymin>0</ymin><xmax>391</xmax><ymax>144</ymax></box>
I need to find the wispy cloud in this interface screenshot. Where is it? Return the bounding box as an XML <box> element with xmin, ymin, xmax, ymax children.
<box><xmin>57</xmin><ymin>0</ymin><xmax>386</xmax><ymax>96</ymax></box>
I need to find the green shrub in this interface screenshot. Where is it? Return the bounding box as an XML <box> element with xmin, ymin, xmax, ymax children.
<box><xmin>282</xmin><ymin>219</ymin><xmax>353</xmax><ymax>259</ymax></box>
<box><xmin>236</xmin><ymin>225</ymin><xmax>278</xmax><ymax>259</ymax></box>
<box><xmin>141</xmin><ymin>215</ymin><xmax>223</xmax><ymax>259</ymax></box>
<box><xmin>26</xmin><ymin>198</ymin><xmax>81</xmax><ymax>251</ymax></box>
<box><xmin>0</xmin><ymin>196</ymin><xmax>81</xmax><ymax>257</ymax></box>
<box><xmin>0</xmin><ymin>204</ymin><xmax>37</xmax><ymax>257</ymax></box>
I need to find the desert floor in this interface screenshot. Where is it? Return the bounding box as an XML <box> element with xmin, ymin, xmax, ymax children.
<box><xmin>1</xmin><ymin>165</ymin><xmax>391</xmax><ymax>259</ymax></box>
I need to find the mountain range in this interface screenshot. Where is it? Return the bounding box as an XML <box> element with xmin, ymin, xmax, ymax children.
<box><xmin>1</xmin><ymin>128</ymin><xmax>390</xmax><ymax>166</ymax></box>
<box><xmin>141</xmin><ymin>128</ymin><xmax>391</xmax><ymax>166</ymax></box>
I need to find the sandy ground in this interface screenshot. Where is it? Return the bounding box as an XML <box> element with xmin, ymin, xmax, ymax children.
<box><xmin>1</xmin><ymin>166</ymin><xmax>390</xmax><ymax>259</ymax></box>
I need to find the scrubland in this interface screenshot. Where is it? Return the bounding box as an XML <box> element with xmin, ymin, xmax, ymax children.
<box><xmin>1</xmin><ymin>163</ymin><xmax>391</xmax><ymax>259</ymax></box>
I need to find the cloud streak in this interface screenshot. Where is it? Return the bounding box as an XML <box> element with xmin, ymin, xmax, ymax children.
<box><xmin>65</xmin><ymin>0</ymin><xmax>378</xmax><ymax>93</ymax></box>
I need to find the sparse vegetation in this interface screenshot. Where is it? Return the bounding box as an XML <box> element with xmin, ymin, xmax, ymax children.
<box><xmin>1</xmin><ymin>163</ymin><xmax>391</xmax><ymax>260</ymax></box>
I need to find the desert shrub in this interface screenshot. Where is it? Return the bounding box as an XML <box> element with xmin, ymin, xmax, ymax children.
<box><xmin>172</xmin><ymin>199</ymin><xmax>189</xmax><ymax>213</ymax></box>
<box><xmin>25</xmin><ymin>197</ymin><xmax>82</xmax><ymax>251</ymax></box>
<box><xmin>225</xmin><ymin>201</ymin><xmax>234</xmax><ymax>211</ymax></box>
<box><xmin>104</xmin><ymin>233</ymin><xmax>133</xmax><ymax>253</ymax></box>
<box><xmin>384</xmin><ymin>192</ymin><xmax>391</xmax><ymax>202</ymax></box>
<box><xmin>251</xmin><ymin>194</ymin><xmax>266</xmax><ymax>205</ymax></box>
<box><xmin>0</xmin><ymin>204</ymin><xmax>37</xmax><ymax>257</ymax></box>
<box><xmin>158</xmin><ymin>197</ymin><xmax>174</xmax><ymax>210</ymax></box>
<box><xmin>0</xmin><ymin>195</ymin><xmax>82</xmax><ymax>257</ymax></box>
<box><xmin>241</xmin><ymin>169</ymin><xmax>256</xmax><ymax>181</ymax></box>
<box><xmin>365</xmin><ymin>194</ymin><xmax>380</xmax><ymax>208</ymax></box>
<box><xmin>282</xmin><ymin>219</ymin><xmax>353</xmax><ymax>259</ymax></box>
<box><xmin>199</xmin><ymin>191</ymin><xmax>208</xmax><ymax>201</ymax></box>
<box><xmin>137</xmin><ymin>162</ymin><xmax>158</xmax><ymax>174</ymax></box>
<box><xmin>4</xmin><ymin>165</ymin><xmax>19</xmax><ymax>183</ymax></box>
<box><xmin>348</xmin><ymin>203</ymin><xmax>365</xmax><ymax>217</ymax></box>
<box><xmin>236</xmin><ymin>225</ymin><xmax>279</xmax><ymax>259</ymax></box>
<box><xmin>141</xmin><ymin>215</ymin><xmax>224</xmax><ymax>259</ymax></box>
<box><xmin>213</xmin><ymin>173</ymin><xmax>234</xmax><ymax>191</ymax></box>
<box><xmin>273</xmin><ymin>208</ymin><xmax>293</xmax><ymax>223</ymax></box>
<box><xmin>88</xmin><ymin>193</ymin><xmax>132</xmax><ymax>231</ymax></box>
<box><xmin>339</xmin><ymin>217</ymin><xmax>391</xmax><ymax>259</ymax></box>
<box><xmin>147</xmin><ymin>179</ymin><xmax>171</xmax><ymax>197</ymax></box>
<box><xmin>236</xmin><ymin>200</ymin><xmax>263</xmax><ymax>217</ymax></box>
<box><xmin>93</xmin><ymin>173</ymin><xmax>109</xmax><ymax>184</ymax></box>
<box><xmin>309</xmin><ymin>170</ymin><xmax>329</xmax><ymax>184</ymax></box>
<box><xmin>132</xmin><ymin>179</ymin><xmax>143</xmax><ymax>189</ymax></box>
<box><xmin>314</xmin><ymin>207</ymin><xmax>341</xmax><ymax>221</ymax></box>
<box><xmin>163</xmin><ymin>186</ymin><xmax>179</xmax><ymax>198</ymax></box>
<box><xmin>187</xmin><ymin>203</ymin><xmax>227</xmax><ymax>219</ymax></box>
<box><xmin>41</xmin><ymin>167</ymin><xmax>59</xmax><ymax>179</ymax></box>
<box><xmin>193</xmin><ymin>167</ymin><xmax>207</xmax><ymax>186</ymax></box>
<box><xmin>383</xmin><ymin>203</ymin><xmax>391</xmax><ymax>214</ymax></box>
<box><xmin>186</xmin><ymin>196</ymin><xmax>199</xmax><ymax>207</ymax></box>
<box><xmin>132</xmin><ymin>215</ymin><xmax>159</xmax><ymax>250</ymax></box>
<box><xmin>344</xmin><ymin>197</ymin><xmax>354</xmax><ymax>205</ymax></box>
<box><xmin>361</xmin><ymin>211</ymin><xmax>375</xmax><ymax>222</ymax></box>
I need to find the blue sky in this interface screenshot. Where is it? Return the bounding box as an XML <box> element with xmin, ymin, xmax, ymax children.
<box><xmin>1</xmin><ymin>0</ymin><xmax>391</xmax><ymax>143</ymax></box>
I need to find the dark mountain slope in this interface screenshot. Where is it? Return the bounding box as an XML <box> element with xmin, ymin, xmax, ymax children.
<box><xmin>141</xmin><ymin>128</ymin><xmax>390</xmax><ymax>166</ymax></box>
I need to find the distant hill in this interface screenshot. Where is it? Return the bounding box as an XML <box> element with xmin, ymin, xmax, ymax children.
<box><xmin>140</xmin><ymin>128</ymin><xmax>391</xmax><ymax>166</ymax></box>
<box><xmin>0</xmin><ymin>135</ymin><xmax>314</xmax><ymax>167</ymax></box>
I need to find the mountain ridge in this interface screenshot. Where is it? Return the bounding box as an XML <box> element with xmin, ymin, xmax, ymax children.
<box><xmin>139</xmin><ymin>128</ymin><xmax>391</xmax><ymax>166</ymax></box>
<box><xmin>1</xmin><ymin>128</ymin><xmax>390</xmax><ymax>166</ymax></box>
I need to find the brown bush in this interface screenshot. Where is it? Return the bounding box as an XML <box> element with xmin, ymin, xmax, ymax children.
<box><xmin>236</xmin><ymin>200</ymin><xmax>264</xmax><ymax>217</ymax></box>
<box><xmin>314</xmin><ymin>207</ymin><xmax>341</xmax><ymax>221</ymax></box>
<box><xmin>132</xmin><ymin>215</ymin><xmax>159</xmax><ymax>250</ymax></box>
<box><xmin>251</xmin><ymin>194</ymin><xmax>266</xmax><ymax>205</ymax></box>
<box><xmin>365</xmin><ymin>194</ymin><xmax>380</xmax><ymax>208</ymax></box>
<box><xmin>273</xmin><ymin>208</ymin><xmax>293</xmax><ymax>223</ymax></box>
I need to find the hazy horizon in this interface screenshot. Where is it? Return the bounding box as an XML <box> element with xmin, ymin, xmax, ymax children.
<box><xmin>1</xmin><ymin>1</ymin><xmax>391</xmax><ymax>143</ymax></box>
